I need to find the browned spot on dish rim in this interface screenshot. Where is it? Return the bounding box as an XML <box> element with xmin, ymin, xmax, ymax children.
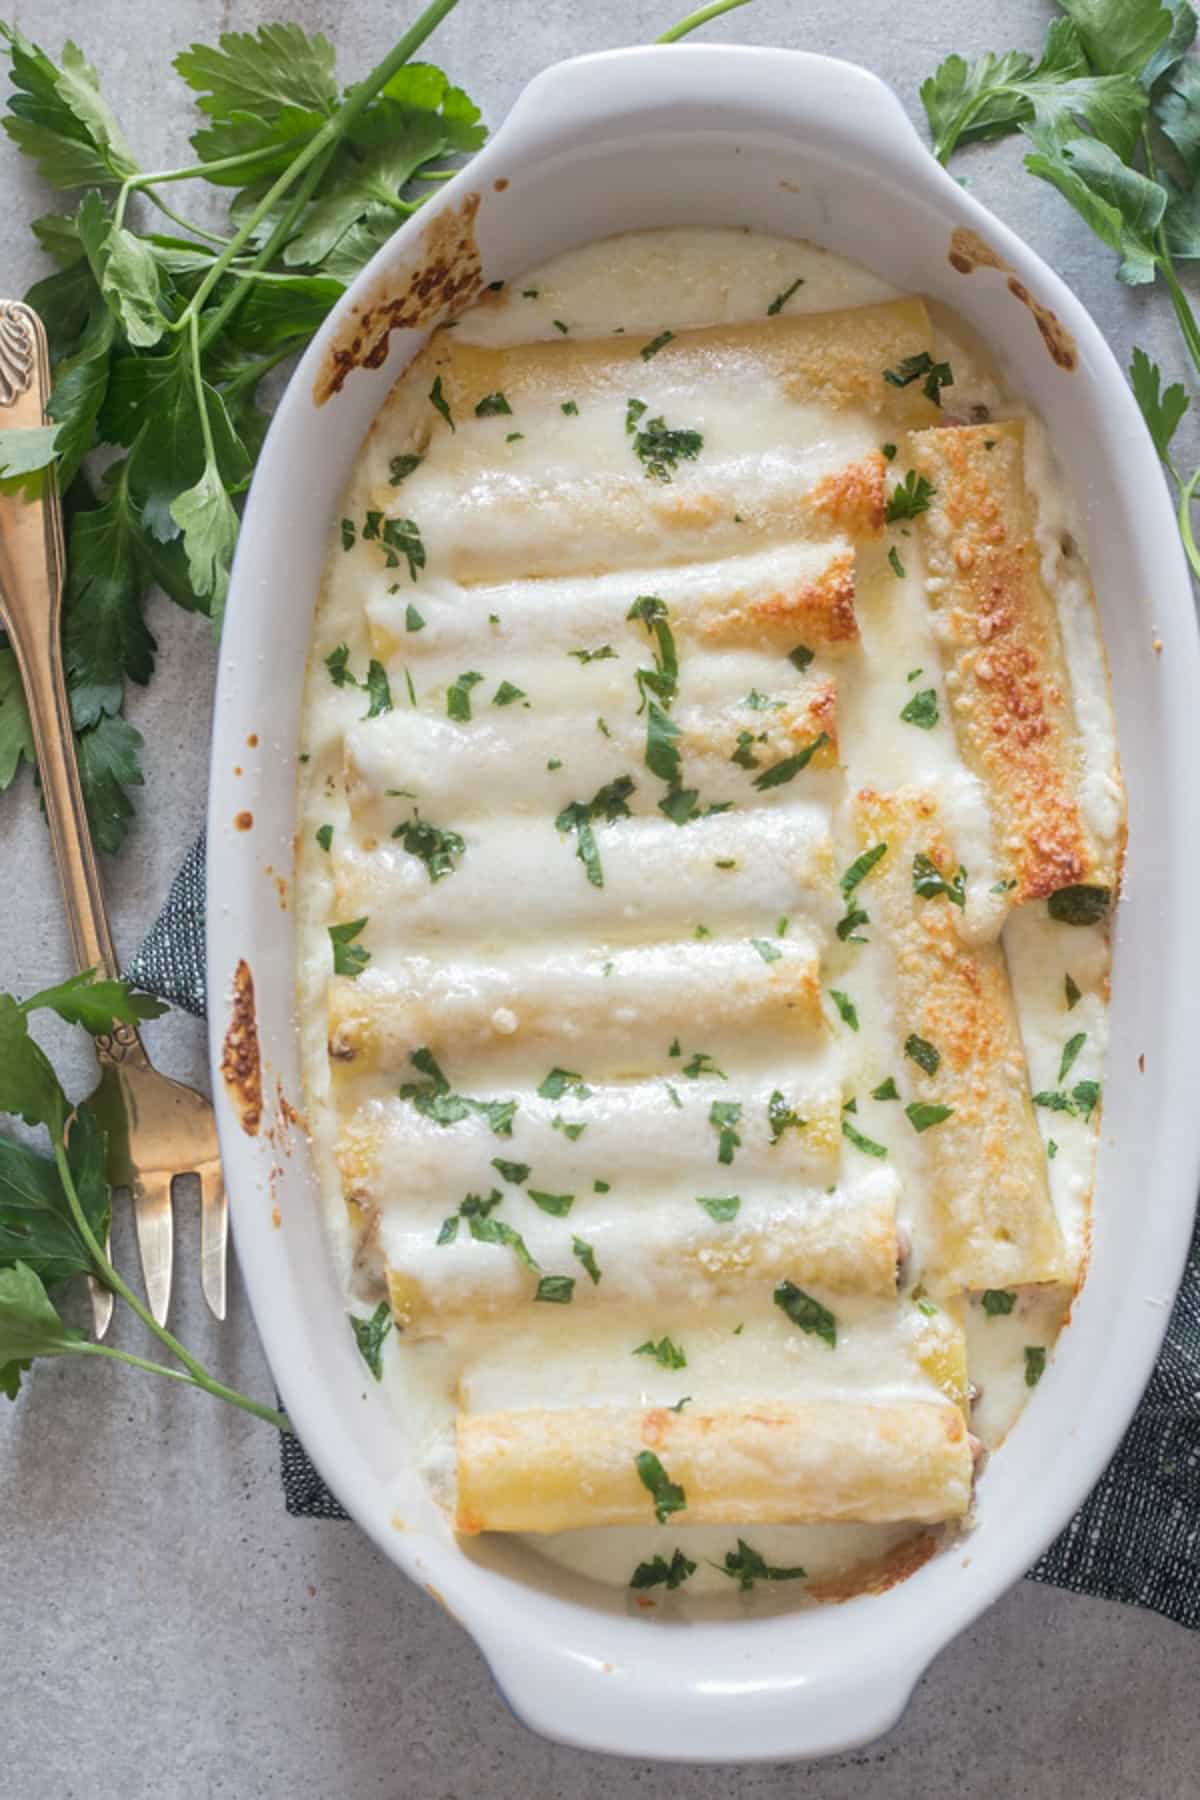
<box><xmin>246</xmin><ymin>733</ymin><xmax>259</xmax><ymax>748</ymax></box>
<box><xmin>948</xmin><ymin>225</ymin><xmax>1011</xmax><ymax>276</ymax></box>
<box><xmin>221</xmin><ymin>959</ymin><xmax>263</xmax><ymax>1137</ymax></box>
<box><xmin>805</xmin><ymin>1529</ymin><xmax>940</xmax><ymax>1604</ymax></box>
<box><xmin>1006</xmin><ymin>276</ymin><xmax>1077</xmax><ymax>369</ymax></box>
<box><xmin>314</xmin><ymin>194</ymin><xmax>483</xmax><ymax>406</ymax></box>
<box><xmin>493</xmin><ymin>176</ymin><xmax>508</xmax><ymax>192</ymax></box>
<box><xmin>234</xmin><ymin>810</ymin><xmax>253</xmax><ymax>832</ymax></box>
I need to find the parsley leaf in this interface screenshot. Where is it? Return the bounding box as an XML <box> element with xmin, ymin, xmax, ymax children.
<box><xmin>773</xmin><ymin>1280</ymin><xmax>837</xmax><ymax>1347</ymax></box>
<box><xmin>871</xmin><ymin>1076</ymin><xmax>900</xmax><ymax>1101</ymax></box>
<box><xmin>709</xmin><ymin>1099</ymin><xmax>742</xmax><ymax>1165</ymax></box>
<box><xmin>630</xmin><ymin>1548</ymin><xmax>695</xmax><ymax>1590</ymax></box>
<box><xmin>389</xmin><ymin>453</ymin><xmax>422</xmax><ymax>484</ymax></box>
<box><xmin>900</xmin><ymin>686</ymin><xmax>939</xmax><ymax>729</ymax></box>
<box><xmin>716</xmin><ymin>1538</ymin><xmax>806</xmax><ymax>1590</ymax></box>
<box><xmin>446</xmin><ymin>669</ymin><xmax>483</xmax><ymax>722</ymax></box>
<box><xmin>885</xmin><ymin>471</ymin><xmax>936</xmax><ymax>521</ymax></box>
<box><xmin>750</xmin><ymin>938</ymin><xmax>782</xmax><ymax>963</ymax></box>
<box><xmin>1059</xmin><ymin>1030</ymin><xmax>1088</xmax><ymax>1082</ymax></box>
<box><xmin>767</xmin><ymin>1090</ymin><xmax>806</xmax><ymax>1143</ymax></box>
<box><xmin>634</xmin><ymin>1449</ymin><xmax>687</xmax><ymax>1523</ymax></box>
<box><xmin>1025</xmin><ymin>1344</ymin><xmax>1048</xmax><ymax>1387</ymax></box>
<box><xmin>767</xmin><ymin>276</ymin><xmax>804</xmax><ymax>314</ymax></box>
<box><xmin>982</xmin><ymin>1288</ymin><xmax>1017</xmax><ymax>1316</ymax></box>
<box><xmin>696</xmin><ymin>1194</ymin><xmax>740</xmax><ymax>1222</ymax></box>
<box><xmin>913</xmin><ymin>853</ymin><xmax>967</xmax><ymax>908</ymax></box>
<box><xmin>363</xmin><ymin>659</ymin><xmax>393</xmax><ymax>719</ymax></box>
<box><xmin>528</xmin><ymin>1189</ymin><xmax>574</xmax><ymax>1217</ymax></box>
<box><xmin>829</xmin><ymin>989</ymin><xmax>859</xmax><ymax>1030</ymax></box>
<box><xmin>905</xmin><ymin>1033</ymin><xmax>941</xmax><ymax>1076</ymax></box>
<box><xmin>842</xmin><ymin>1117</ymin><xmax>888</xmax><ymax>1158</ymax></box>
<box><xmin>751</xmin><ymin>732</ymin><xmax>829</xmax><ymax>790</ymax></box>
<box><xmin>392</xmin><ymin>814</ymin><xmax>466</xmax><ymax>882</ymax></box>
<box><xmin>492</xmin><ymin>679</ymin><xmax>525</xmax><ymax>706</ymax></box>
<box><xmin>328</xmin><ymin>917</ymin><xmax>369</xmax><ymax>978</ymax></box>
<box><xmin>469</xmin><ymin>1213</ymin><xmax>538</xmax><ymax>1270</ymax></box>
<box><xmin>537</xmin><ymin>1067</ymin><xmax>592</xmax><ymax>1101</ymax></box>
<box><xmin>1129</xmin><ymin>345</ymin><xmax>1189</xmax><ymax>462</ymax></box>
<box><xmin>682</xmin><ymin>1050</ymin><xmax>725</xmax><ymax>1080</ymax></box>
<box><xmin>905</xmin><ymin>1101</ymin><xmax>955</xmax><ymax>1132</ymax></box>
<box><xmin>1047</xmin><ymin>884</ymin><xmax>1111</xmax><ymax>925</ymax></box>
<box><xmin>429</xmin><ymin>374</ymin><xmax>454</xmax><ymax>430</ymax></box>
<box><xmin>625</xmin><ymin>396</ymin><xmax>703</xmax><ymax>481</ymax></box>
<box><xmin>534</xmin><ymin>1274</ymin><xmax>575</xmax><ymax>1304</ymax></box>
<box><xmin>634</xmin><ymin>1335</ymin><xmax>687</xmax><ymax>1369</ymax></box>
<box><xmin>639</xmin><ymin>329</ymin><xmax>674</xmax><ymax>359</ymax></box>
<box><xmin>1065</xmin><ymin>973</ymin><xmax>1083</xmax><ymax>1010</ymax></box>
<box><xmin>348</xmin><ymin>1301</ymin><xmax>391</xmax><ymax>1380</ymax></box>
<box><xmin>883</xmin><ymin>350</ymin><xmax>955</xmax><ymax>404</ymax></box>
<box><xmin>474</xmin><ymin>390</ymin><xmax>511</xmax><ymax>416</ymax></box>
<box><xmin>572</xmin><ymin>1236</ymin><xmax>601</xmax><ymax>1284</ymax></box>
<box><xmin>554</xmin><ymin>775</ymin><xmax>635</xmax><ymax>888</ymax></box>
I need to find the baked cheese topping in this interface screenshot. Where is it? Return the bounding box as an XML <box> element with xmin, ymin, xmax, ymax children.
<box><xmin>295</xmin><ymin>228</ymin><xmax>1122</xmax><ymax>1601</ymax></box>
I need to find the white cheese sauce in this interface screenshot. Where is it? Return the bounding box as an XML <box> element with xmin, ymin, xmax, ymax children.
<box><xmin>294</xmin><ymin>228</ymin><xmax>1119</xmax><ymax>1602</ymax></box>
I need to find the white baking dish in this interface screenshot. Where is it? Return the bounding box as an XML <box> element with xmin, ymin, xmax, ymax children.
<box><xmin>206</xmin><ymin>45</ymin><xmax>1200</xmax><ymax>1761</ymax></box>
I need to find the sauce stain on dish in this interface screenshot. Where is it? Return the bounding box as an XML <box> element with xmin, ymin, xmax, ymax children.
<box><xmin>314</xmin><ymin>194</ymin><xmax>483</xmax><ymax>405</ymax></box>
<box><xmin>221</xmin><ymin>958</ymin><xmax>263</xmax><ymax>1137</ymax></box>
<box><xmin>235</xmin><ymin>810</ymin><xmax>253</xmax><ymax>832</ymax></box>
<box><xmin>947</xmin><ymin>227</ymin><xmax>1076</xmax><ymax>369</ymax></box>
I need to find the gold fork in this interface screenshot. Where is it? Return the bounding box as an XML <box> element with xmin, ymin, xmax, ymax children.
<box><xmin>0</xmin><ymin>299</ymin><xmax>226</xmax><ymax>1331</ymax></box>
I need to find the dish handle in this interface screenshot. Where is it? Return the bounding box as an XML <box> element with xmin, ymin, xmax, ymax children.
<box><xmin>476</xmin><ymin>1627</ymin><xmax>930</xmax><ymax>1761</ymax></box>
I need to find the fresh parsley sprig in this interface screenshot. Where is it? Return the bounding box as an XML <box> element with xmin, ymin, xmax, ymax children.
<box><xmin>0</xmin><ymin>973</ymin><xmax>288</xmax><ymax>1427</ymax></box>
<box><xmin>921</xmin><ymin>0</ymin><xmax>1200</xmax><ymax>579</ymax></box>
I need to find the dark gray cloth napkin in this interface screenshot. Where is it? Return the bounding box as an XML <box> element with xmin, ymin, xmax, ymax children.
<box><xmin>134</xmin><ymin>834</ymin><xmax>1200</xmax><ymax>1626</ymax></box>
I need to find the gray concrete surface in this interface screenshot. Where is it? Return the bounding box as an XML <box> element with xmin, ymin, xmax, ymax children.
<box><xmin>1</xmin><ymin>1</ymin><xmax>1197</xmax><ymax>1794</ymax></box>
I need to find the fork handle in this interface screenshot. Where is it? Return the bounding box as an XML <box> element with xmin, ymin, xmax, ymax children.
<box><xmin>0</xmin><ymin>302</ymin><xmax>125</xmax><ymax>993</ymax></box>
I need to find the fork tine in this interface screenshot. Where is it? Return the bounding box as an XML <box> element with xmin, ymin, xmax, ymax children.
<box><xmin>132</xmin><ymin>1169</ymin><xmax>174</xmax><ymax>1327</ymax></box>
<box><xmin>199</xmin><ymin>1164</ymin><xmax>227</xmax><ymax>1321</ymax></box>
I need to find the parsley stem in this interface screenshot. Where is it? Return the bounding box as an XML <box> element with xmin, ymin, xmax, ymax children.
<box><xmin>186</xmin><ymin>312</ymin><xmax>217</xmax><ymax>470</ymax></box>
<box><xmin>177</xmin><ymin>0</ymin><xmax>464</xmax><ymax>332</ymax></box>
<box><xmin>50</xmin><ymin>1130</ymin><xmax>288</xmax><ymax>1428</ymax></box>
<box><xmin>197</xmin><ymin>144</ymin><xmax>336</xmax><ymax>352</ymax></box>
<box><xmin>1177</xmin><ymin>466</ymin><xmax>1200</xmax><ymax>580</ymax></box>
<box><xmin>656</xmin><ymin>0</ymin><xmax>753</xmax><ymax>42</ymax></box>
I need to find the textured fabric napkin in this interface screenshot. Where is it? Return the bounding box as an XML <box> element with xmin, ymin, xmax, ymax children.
<box><xmin>132</xmin><ymin>834</ymin><xmax>1200</xmax><ymax>1627</ymax></box>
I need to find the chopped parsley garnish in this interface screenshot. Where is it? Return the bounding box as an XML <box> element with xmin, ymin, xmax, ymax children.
<box><xmin>842</xmin><ymin>1117</ymin><xmax>888</xmax><ymax>1158</ymax></box>
<box><xmin>871</xmin><ymin>1076</ymin><xmax>900</xmax><ymax>1101</ymax></box>
<box><xmin>905</xmin><ymin>1033</ymin><xmax>940</xmax><ymax>1076</ymax></box>
<box><xmin>399</xmin><ymin>1048</ymin><xmax>517</xmax><ymax>1137</ymax></box>
<box><xmin>551</xmin><ymin>1116</ymin><xmax>586</xmax><ymax>1141</ymax></box>
<box><xmin>888</xmin><ymin>545</ymin><xmax>906</xmax><ymax>579</ymax></box>
<box><xmin>522</xmin><ymin>287</ymin><xmax>539</xmax><ymax>298</ymax></box>
<box><xmin>709</xmin><ymin>1100</ymin><xmax>742</xmax><ymax>1165</ymax></box>
<box><xmin>645</xmin><ymin>700</ymin><xmax>682</xmax><ymax>784</ymax></box>
<box><xmin>830</xmin><ymin>989</ymin><xmax>859</xmax><ymax>1031</ymax></box>
<box><xmin>1033</xmin><ymin>1079</ymin><xmax>1101</xmax><ymax>1120</ymax></box>
<box><xmin>683</xmin><ymin>1050</ymin><xmax>726</xmax><ymax>1080</ymax></box>
<box><xmin>392</xmin><ymin>814</ymin><xmax>466</xmax><ymax>883</ymax></box>
<box><xmin>639</xmin><ymin>330</ymin><xmax>675</xmax><ymax>360</ymax></box>
<box><xmin>389</xmin><ymin>453</ymin><xmax>422</xmax><ymax>485</ymax></box>
<box><xmin>668</xmin><ymin>1038</ymin><xmax>681</xmax><ymax>1057</ymax></box>
<box><xmin>561</xmin><ymin>400</ymin><xmax>579</xmax><ymax>415</ymax></box>
<box><xmin>906</xmin><ymin>1101</ymin><xmax>954</xmax><ymax>1132</ymax></box>
<box><xmin>731</xmin><ymin>730</ymin><xmax>761</xmax><ymax>771</ymax></box>
<box><xmin>1059</xmin><ymin>1032</ymin><xmax>1087</xmax><ymax>1083</ymax></box>
<box><xmin>787</xmin><ymin>642</ymin><xmax>815</xmax><ymax>672</ymax></box>
<box><xmin>628</xmin><ymin>594</ymin><xmax>680</xmax><ymax>711</ymax></box>
<box><xmin>537</xmin><ymin>1066</ymin><xmax>592</xmax><ymax>1102</ymax></box>
<box><xmin>553</xmin><ymin>319</ymin><xmax>569</xmax><ymax>334</ymax></box>
<box><xmin>340</xmin><ymin>517</ymin><xmax>356</xmax><ymax>551</ymax></box>
<box><xmin>446</xmin><ymin>669</ymin><xmax>484</xmax><ymax>721</ymax></box>
<box><xmin>982</xmin><ymin>1289</ymin><xmax>1016</xmax><ymax>1316</ymax></box>
<box><xmin>1048</xmin><ymin>1139</ymin><xmax>1059</xmax><ymax>1159</ymax></box>
<box><xmin>405</xmin><ymin>603</ymin><xmax>425</xmax><ymax>633</ymax></box>
<box><xmin>715</xmin><ymin>857</ymin><xmax>737</xmax><ymax>870</ymax></box>
<box><xmin>1025</xmin><ymin>1345</ymin><xmax>1047</xmax><ymax>1387</ymax></box>
<box><xmin>751</xmin><ymin>732</ymin><xmax>829</xmax><ymax>790</ymax></box>
<box><xmin>750</xmin><ymin>938</ymin><xmax>782</xmax><ymax>964</ymax></box>
<box><xmin>547</xmin><ymin>758</ymin><xmax>562</xmax><ymax>771</ymax></box>
<box><xmin>492</xmin><ymin>680</ymin><xmax>526</xmax><ymax>706</ymax></box>
<box><xmin>716</xmin><ymin>1539</ymin><xmax>806</xmax><ymax>1590</ymax></box>
<box><xmin>348</xmin><ymin>1301</ymin><xmax>391</xmax><ymax>1381</ymax></box>
<box><xmin>630</xmin><ymin>1549</ymin><xmax>695</xmax><ymax>1591</ymax></box>
<box><xmin>329</xmin><ymin>918</ymin><xmax>369</xmax><ymax>978</ymax></box>
<box><xmin>555</xmin><ymin>775</ymin><xmax>635</xmax><ymax>888</ymax></box>
<box><xmin>572</xmin><ymin>1236</ymin><xmax>602</xmax><ymax>1284</ymax></box>
<box><xmin>429</xmin><ymin>374</ymin><xmax>454</xmax><ymax>430</ymax></box>
<box><xmin>634</xmin><ymin>1335</ymin><xmax>687</xmax><ymax>1370</ymax></box>
<box><xmin>474</xmin><ymin>391</ymin><xmax>512</xmax><ymax>416</ymax></box>
<box><xmin>593</xmin><ymin>1179</ymin><xmax>610</xmax><ymax>1193</ymax></box>
<box><xmin>625</xmin><ymin>396</ymin><xmax>704</xmax><ymax>481</ymax></box>
<box><xmin>743</xmin><ymin>689</ymin><xmax>778</xmax><ymax>712</ymax></box>
<box><xmin>1048</xmin><ymin>885</ymin><xmax>1111</xmax><ymax>926</ymax></box>
<box><xmin>315</xmin><ymin>824</ymin><xmax>333</xmax><ymax>853</ymax></box>
<box><xmin>836</xmin><ymin>841</ymin><xmax>886</xmax><ymax>940</ymax></box>
<box><xmin>528</xmin><ymin>1189</ymin><xmax>575</xmax><ymax>1217</ymax></box>
<box><xmin>1065</xmin><ymin>973</ymin><xmax>1082</xmax><ymax>1010</ymax></box>
<box><xmin>773</xmin><ymin>1280</ymin><xmax>837</xmax><ymax>1348</ymax></box>
<box><xmin>404</xmin><ymin>669</ymin><xmax>417</xmax><ymax>707</ymax></box>
<box><xmin>363</xmin><ymin>660</ymin><xmax>393</xmax><ymax>719</ymax></box>
<box><xmin>534</xmin><ymin>1275</ymin><xmax>575</xmax><ymax>1304</ymax></box>
<box><xmin>467</xmin><ymin>1214</ymin><xmax>538</xmax><ymax>1268</ymax></box>
<box><xmin>665</xmin><ymin>1082</ymin><xmax>683</xmax><ymax>1107</ymax></box>
<box><xmin>767</xmin><ymin>276</ymin><xmax>805</xmax><ymax>315</ymax></box>
<box><xmin>568</xmin><ymin>643</ymin><xmax>618</xmax><ymax>663</ymax></box>
<box><xmin>913</xmin><ymin>853</ymin><xmax>966</xmax><ymax>908</ymax></box>
<box><xmin>491</xmin><ymin>1158</ymin><xmax>530</xmax><ymax>1185</ymax></box>
<box><xmin>885</xmin><ymin>470</ymin><xmax>936</xmax><ymax>522</ymax></box>
<box><xmin>361</xmin><ymin>511</ymin><xmax>425</xmax><ymax>580</ymax></box>
<box><xmin>325</xmin><ymin>643</ymin><xmax>354</xmax><ymax>687</ymax></box>
<box><xmin>768</xmin><ymin>1090</ymin><xmax>806</xmax><ymax>1143</ymax></box>
<box><xmin>882</xmin><ymin>350</ymin><xmax>954</xmax><ymax>405</ymax></box>
<box><xmin>882</xmin><ymin>441</ymin><xmax>897</xmax><ymax>460</ymax></box>
<box><xmin>634</xmin><ymin>1450</ymin><xmax>687</xmax><ymax>1523</ymax></box>
<box><xmin>900</xmin><ymin>687</ymin><xmax>939</xmax><ymax>730</ymax></box>
<box><xmin>505</xmin><ymin>431</ymin><xmax>523</xmax><ymax>443</ymax></box>
<box><xmin>696</xmin><ymin>1194</ymin><xmax>740</xmax><ymax>1222</ymax></box>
